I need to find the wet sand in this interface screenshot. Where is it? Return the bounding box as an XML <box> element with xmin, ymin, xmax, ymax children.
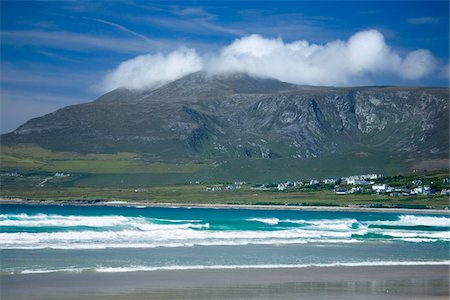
<box><xmin>1</xmin><ymin>265</ymin><xmax>449</xmax><ymax>299</ymax></box>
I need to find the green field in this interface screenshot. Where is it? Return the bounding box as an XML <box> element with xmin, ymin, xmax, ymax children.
<box><xmin>1</xmin><ymin>185</ymin><xmax>449</xmax><ymax>209</ymax></box>
<box><xmin>1</xmin><ymin>145</ymin><xmax>449</xmax><ymax>209</ymax></box>
<box><xmin>3</xmin><ymin>144</ymin><xmax>445</xmax><ymax>185</ymax></box>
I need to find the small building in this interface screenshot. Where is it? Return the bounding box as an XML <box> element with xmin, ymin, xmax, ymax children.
<box><xmin>206</xmin><ymin>185</ymin><xmax>223</xmax><ymax>192</ymax></box>
<box><xmin>347</xmin><ymin>178</ymin><xmax>369</xmax><ymax>185</ymax></box>
<box><xmin>411</xmin><ymin>179</ymin><xmax>423</xmax><ymax>186</ymax></box>
<box><xmin>440</xmin><ymin>189</ymin><xmax>450</xmax><ymax>195</ymax></box>
<box><xmin>322</xmin><ymin>178</ymin><xmax>337</xmax><ymax>184</ymax></box>
<box><xmin>372</xmin><ymin>184</ymin><xmax>387</xmax><ymax>192</ymax></box>
<box><xmin>309</xmin><ymin>179</ymin><xmax>319</xmax><ymax>185</ymax></box>
<box><xmin>335</xmin><ymin>188</ymin><xmax>348</xmax><ymax>195</ymax></box>
<box><xmin>226</xmin><ymin>185</ymin><xmax>241</xmax><ymax>191</ymax></box>
<box><xmin>54</xmin><ymin>172</ymin><xmax>70</xmax><ymax>177</ymax></box>
<box><xmin>253</xmin><ymin>184</ymin><xmax>270</xmax><ymax>191</ymax></box>
<box><xmin>412</xmin><ymin>186</ymin><xmax>424</xmax><ymax>194</ymax></box>
<box><xmin>277</xmin><ymin>183</ymin><xmax>288</xmax><ymax>191</ymax></box>
<box><xmin>361</xmin><ymin>174</ymin><xmax>382</xmax><ymax>180</ymax></box>
<box><xmin>349</xmin><ymin>187</ymin><xmax>362</xmax><ymax>194</ymax></box>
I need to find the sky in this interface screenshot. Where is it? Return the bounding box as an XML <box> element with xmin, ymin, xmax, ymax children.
<box><xmin>1</xmin><ymin>0</ymin><xmax>449</xmax><ymax>133</ymax></box>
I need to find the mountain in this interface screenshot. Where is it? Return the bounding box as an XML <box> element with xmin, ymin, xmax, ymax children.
<box><xmin>2</xmin><ymin>72</ymin><xmax>449</xmax><ymax>163</ymax></box>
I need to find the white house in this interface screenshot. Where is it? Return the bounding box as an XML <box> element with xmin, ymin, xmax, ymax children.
<box><xmin>54</xmin><ymin>172</ymin><xmax>70</xmax><ymax>177</ymax></box>
<box><xmin>361</xmin><ymin>174</ymin><xmax>382</xmax><ymax>180</ymax></box>
<box><xmin>372</xmin><ymin>184</ymin><xmax>387</xmax><ymax>192</ymax></box>
<box><xmin>309</xmin><ymin>179</ymin><xmax>319</xmax><ymax>185</ymax></box>
<box><xmin>322</xmin><ymin>178</ymin><xmax>337</xmax><ymax>184</ymax></box>
<box><xmin>277</xmin><ymin>183</ymin><xmax>287</xmax><ymax>191</ymax></box>
<box><xmin>346</xmin><ymin>178</ymin><xmax>369</xmax><ymax>185</ymax></box>
<box><xmin>440</xmin><ymin>189</ymin><xmax>450</xmax><ymax>195</ymax></box>
<box><xmin>412</xmin><ymin>186</ymin><xmax>423</xmax><ymax>194</ymax></box>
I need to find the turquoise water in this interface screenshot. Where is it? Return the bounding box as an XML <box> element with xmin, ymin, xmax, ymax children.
<box><xmin>1</xmin><ymin>204</ymin><xmax>449</xmax><ymax>273</ymax></box>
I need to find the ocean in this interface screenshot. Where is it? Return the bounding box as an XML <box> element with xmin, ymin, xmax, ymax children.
<box><xmin>1</xmin><ymin>204</ymin><xmax>449</xmax><ymax>274</ymax></box>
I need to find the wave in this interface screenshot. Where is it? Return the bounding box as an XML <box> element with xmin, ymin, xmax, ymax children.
<box><xmin>366</xmin><ymin>215</ymin><xmax>450</xmax><ymax>227</ymax></box>
<box><xmin>247</xmin><ymin>218</ymin><xmax>280</xmax><ymax>225</ymax></box>
<box><xmin>247</xmin><ymin>218</ymin><xmax>358</xmax><ymax>231</ymax></box>
<box><xmin>16</xmin><ymin>260</ymin><xmax>450</xmax><ymax>274</ymax></box>
<box><xmin>0</xmin><ymin>213</ymin><xmax>204</xmax><ymax>229</ymax></box>
<box><xmin>296</xmin><ymin>219</ymin><xmax>358</xmax><ymax>231</ymax></box>
<box><xmin>4</xmin><ymin>224</ymin><xmax>449</xmax><ymax>250</ymax></box>
<box><xmin>1</xmin><ymin>213</ymin><xmax>449</xmax><ymax>250</ymax></box>
<box><xmin>0</xmin><ymin>214</ymin><xmax>131</xmax><ymax>228</ymax></box>
<box><xmin>0</xmin><ymin>227</ymin><xmax>365</xmax><ymax>249</ymax></box>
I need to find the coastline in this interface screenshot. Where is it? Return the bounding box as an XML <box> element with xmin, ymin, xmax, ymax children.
<box><xmin>1</xmin><ymin>197</ymin><xmax>449</xmax><ymax>214</ymax></box>
<box><xmin>2</xmin><ymin>265</ymin><xmax>449</xmax><ymax>300</ymax></box>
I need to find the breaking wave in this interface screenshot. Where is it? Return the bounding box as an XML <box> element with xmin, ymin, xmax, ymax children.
<box><xmin>1</xmin><ymin>213</ymin><xmax>449</xmax><ymax>250</ymax></box>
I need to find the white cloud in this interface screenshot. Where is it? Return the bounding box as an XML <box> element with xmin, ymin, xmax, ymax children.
<box><xmin>208</xmin><ymin>30</ymin><xmax>435</xmax><ymax>86</ymax></box>
<box><xmin>100</xmin><ymin>47</ymin><xmax>203</xmax><ymax>91</ymax></box>
<box><xmin>100</xmin><ymin>30</ymin><xmax>438</xmax><ymax>91</ymax></box>
<box><xmin>399</xmin><ymin>49</ymin><xmax>436</xmax><ymax>80</ymax></box>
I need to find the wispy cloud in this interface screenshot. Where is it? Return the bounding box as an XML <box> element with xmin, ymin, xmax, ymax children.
<box><xmin>85</xmin><ymin>17</ymin><xmax>155</xmax><ymax>44</ymax></box>
<box><xmin>0</xmin><ymin>30</ymin><xmax>164</xmax><ymax>54</ymax></box>
<box><xmin>125</xmin><ymin>4</ymin><xmax>245</xmax><ymax>37</ymax></box>
<box><xmin>36</xmin><ymin>50</ymin><xmax>81</xmax><ymax>63</ymax></box>
<box><xmin>407</xmin><ymin>17</ymin><xmax>440</xmax><ymax>25</ymax></box>
<box><xmin>173</xmin><ymin>7</ymin><xmax>216</xmax><ymax>21</ymax></box>
<box><xmin>140</xmin><ymin>14</ymin><xmax>245</xmax><ymax>37</ymax></box>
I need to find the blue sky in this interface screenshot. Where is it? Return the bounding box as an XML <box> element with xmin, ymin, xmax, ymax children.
<box><xmin>1</xmin><ymin>0</ymin><xmax>449</xmax><ymax>133</ymax></box>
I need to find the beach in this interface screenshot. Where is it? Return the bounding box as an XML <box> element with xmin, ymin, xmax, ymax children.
<box><xmin>1</xmin><ymin>203</ymin><xmax>449</xmax><ymax>299</ymax></box>
<box><xmin>1</xmin><ymin>198</ymin><xmax>449</xmax><ymax>214</ymax></box>
<box><xmin>2</xmin><ymin>265</ymin><xmax>449</xmax><ymax>299</ymax></box>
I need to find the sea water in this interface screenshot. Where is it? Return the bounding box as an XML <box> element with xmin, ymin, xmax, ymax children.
<box><xmin>0</xmin><ymin>204</ymin><xmax>449</xmax><ymax>274</ymax></box>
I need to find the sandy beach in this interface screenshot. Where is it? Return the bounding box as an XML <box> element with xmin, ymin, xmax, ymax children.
<box><xmin>1</xmin><ymin>198</ymin><xmax>449</xmax><ymax>214</ymax></box>
<box><xmin>1</xmin><ymin>265</ymin><xmax>449</xmax><ymax>299</ymax></box>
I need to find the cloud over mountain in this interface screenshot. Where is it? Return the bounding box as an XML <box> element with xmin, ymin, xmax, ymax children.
<box><xmin>100</xmin><ymin>47</ymin><xmax>203</xmax><ymax>91</ymax></box>
<box><xmin>100</xmin><ymin>30</ymin><xmax>437</xmax><ymax>92</ymax></box>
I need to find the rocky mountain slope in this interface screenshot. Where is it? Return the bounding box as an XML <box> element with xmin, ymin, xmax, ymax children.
<box><xmin>2</xmin><ymin>72</ymin><xmax>449</xmax><ymax>162</ymax></box>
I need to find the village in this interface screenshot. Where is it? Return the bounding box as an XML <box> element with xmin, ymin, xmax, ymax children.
<box><xmin>3</xmin><ymin>169</ymin><xmax>449</xmax><ymax>199</ymax></box>
<box><xmin>202</xmin><ymin>173</ymin><xmax>450</xmax><ymax>197</ymax></box>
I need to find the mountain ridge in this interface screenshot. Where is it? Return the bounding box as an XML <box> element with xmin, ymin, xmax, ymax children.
<box><xmin>2</xmin><ymin>72</ymin><xmax>449</xmax><ymax>164</ymax></box>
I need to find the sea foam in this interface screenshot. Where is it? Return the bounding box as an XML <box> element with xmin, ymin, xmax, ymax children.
<box><xmin>17</xmin><ymin>260</ymin><xmax>450</xmax><ymax>274</ymax></box>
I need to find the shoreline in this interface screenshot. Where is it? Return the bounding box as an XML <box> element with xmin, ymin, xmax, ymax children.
<box><xmin>2</xmin><ymin>265</ymin><xmax>449</xmax><ymax>300</ymax></box>
<box><xmin>1</xmin><ymin>197</ymin><xmax>449</xmax><ymax>214</ymax></box>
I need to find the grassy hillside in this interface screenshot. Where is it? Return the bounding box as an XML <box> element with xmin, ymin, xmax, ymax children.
<box><xmin>1</xmin><ymin>145</ymin><xmax>448</xmax><ymax>187</ymax></box>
